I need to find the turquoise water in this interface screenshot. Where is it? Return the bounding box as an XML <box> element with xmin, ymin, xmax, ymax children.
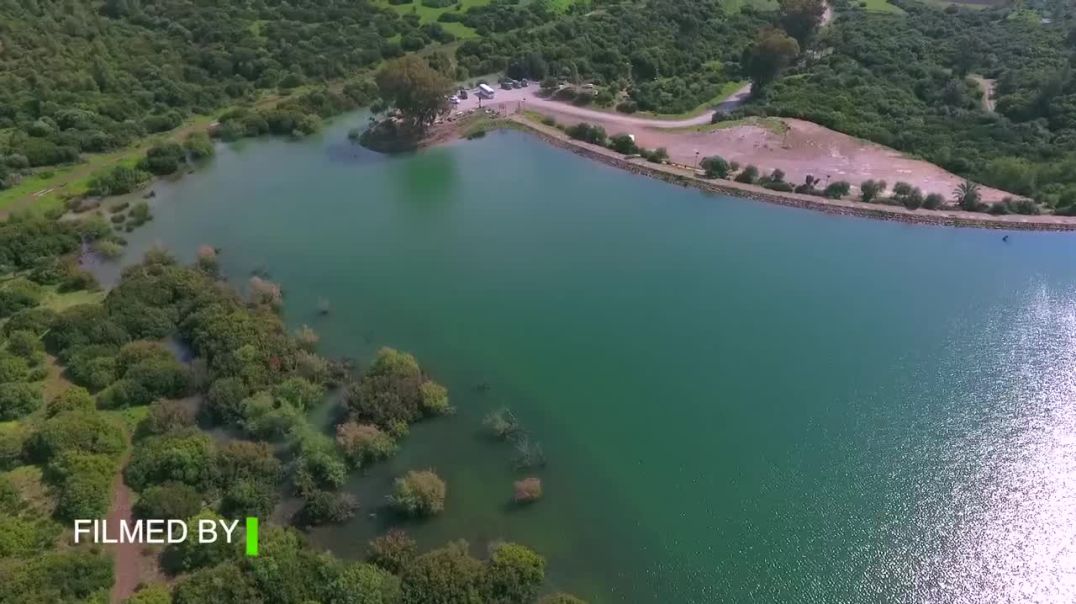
<box><xmin>107</xmin><ymin>116</ymin><xmax>1076</xmax><ymax>602</ymax></box>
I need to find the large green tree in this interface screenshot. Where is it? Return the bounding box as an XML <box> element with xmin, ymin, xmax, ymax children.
<box><xmin>744</xmin><ymin>28</ymin><xmax>800</xmax><ymax>90</ymax></box>
<box><xmin>375</xmin><ymin>56</ymin><xmax>452</xmax><ymax>131</ymax></box>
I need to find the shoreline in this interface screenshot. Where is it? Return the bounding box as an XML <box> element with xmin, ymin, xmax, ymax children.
<box><xmin>497</xmin><ymin>115</ymin><xmax>1076</xmax><ymax>232</ymax></box>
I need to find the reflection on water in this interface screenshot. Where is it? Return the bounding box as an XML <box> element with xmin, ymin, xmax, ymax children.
<box><xmin>871</xmin><ymin>289</ymin><xmax>1076</xmax><ymax>602</ymax></box>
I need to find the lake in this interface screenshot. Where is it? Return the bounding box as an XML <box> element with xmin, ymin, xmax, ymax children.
<box><xmin>104</xmin><ymin>114</ymin><xmax>1076</xmax><ymax>602</ymax></box>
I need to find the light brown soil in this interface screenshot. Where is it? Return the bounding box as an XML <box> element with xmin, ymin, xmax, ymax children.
<box><xmin>107</xmin><ymin>470</ymin><xmax>141</xmax><ymax>603</ymax></box>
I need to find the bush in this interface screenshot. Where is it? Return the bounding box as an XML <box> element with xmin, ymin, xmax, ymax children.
<box><xmin>162</xmin><ymin>511</ymin><xmax>238</xmax><ymax>575</ymax></box>
<box><xmin>400</xmin><ymin>541</ymin><xmax>484</xmax><ymax>604</ymax></box>
<box><xmin>513</xmin><ymin>477</ymin><xmax>543</xmax><ymax>504</ymax></box>
<box><xmin>45</xmin><ymin>386</ymin><xmax>95</xmax><ymax>417</ymax></box>
<box><xmin>139</xmin><ymin>400</ymin><xmax>196</xmax><ymax>436</ymax></box>
<box><xmin>294</xmin><ymin>490</ymin><xmax>358</xmax><ymax>526</ymax></box>
<box><xmin>391</xmin><ymin>469</ymin><xmax>446</xmax><ymax>516</ymax></box>
<box><xmin>483</xmin><ymin>407</ymin><xmax>520</xmax><ymax>440</ymax></box>
<box><xmin>336</xmin><ymin>422</ymin><xmax>396</xmax><ymax>468</ymax></box>
<box><xmin>87</xmin><ymin>165</ymin><xmax>149</xmax><ymax>197</ymax></box>
<box><xmin>485</xmin><ymin>542</ymin><xmax>546</xmax><ymax>604</ymax></box>
<box><xmin>30</xmin><ymin>410</ymin><xmax>126</xmax><ymax>461</ymax></box>
<box><xmin>140</xmin><ymin>142</ymin><xmax>186</xmax><ymax>176</ymax></box>
<box><xmin>701</xmin><ymin>156</ymin><xmax>731</xmax><ymax>179</ymax></box>
<box><xmin>923</xmin><ymin>193</ymin><xmax>945</xmax><ymax>210</ymax></box>
<box><xmin>367</xmin><ymin>529</ymin><xmax>416</xmax><ymax>574</ymax></box>
<box><xmin>860</xmin><ymin>179</ymin><xmax>887</xmax><ymax>203</ymax></box>
<box><xmin>125</xmin><ymin>432</ymin><xmax>216</xmax><ymax>491</ymax></box>
<box><xmin>345</xmin><ymin>347</ymin><xmax>447</xmax><ymax>428</ymax></box>
<box><xmin>823</xmin><ymin>181</ymin><xmax>851</xmax><ymax>199</ymax></box>
<box><xmin>565</xmin><ymin>123</ymin><xmax>606</xmax><ymax>145</ymax></box>
<box><xmin>183</xmin><ymin>132</ymin><xmax>215</xmax><ymax>160</ymax></box>
<box><xmin>133</xmin><ymin>482</ymin><xmax>203</xmax><ymax>520</ymax></box>
<box><xmin>49</xmin><ymin>451</ymin><xmax>116</xmax><ymax>521</ymax></box>
<box><xmin>734</xmin><ymin>165</ymin><xmax>759</xmax><ymax>184</ymax></box>
<box><xmin>608</xmin><ymin>134</ymin><xmax>638</xmax><ymax>154</ymax></box>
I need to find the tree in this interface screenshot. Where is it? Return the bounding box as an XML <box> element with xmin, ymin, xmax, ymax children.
<box><xmin>375</xmin><ymin>55</ymin><xmax>452</xmax><ymax>131</ymax></box>
<box><xmin>484</xmin><ymin>542</ymin><xmax>546</xmax><ymax>604</ymax></box>
<box><xmin>337</xmin><ymin>422</ymin><xmax>396</xmax><ymax>468</ymax></box>
<box><xmin>400</xmin><ymin>541</ymin><xmax>485</xmax><ymax>604</ymax></box>
<box><xmin>133</xmin><ymin>482</ymin><xmax>203</xmax><ymax>520</ymax></box>
<box><xmin>744</xmin><ymin>28</ymin><xmax>799</xmax><ymax>90</ymax></box>
<box><xmin>0</xmin><ymin>382</ymin><xmax>42</xmax><ymax>420</ymax></box>
<box><xmin>779</xmin><ymin>0</ymin><xmax>827</xmax><ymax>46</ymax></box>
<box><xmin>331</xmin><ymin>562</ymin><xmax>402</xmax><ymax>604</ymax></box>
<box><xmin>954</xmin><ymin>180</ymin><xmax>982</xmax><ymax>211</ymax></box>
<box><xmin>368</xmin><ymin>529</ymin><xmax>417</xmax><ymax>574</ymax></box>
<box><xmin>391</xmin><ymin>469</ymin><xmax>446</xmax><ymax>516</ymax></box>
<box><xmin>701</xmin><ymin>156</ymin><xmax>731</xmax><ymax>179</ymax></box>
<box><xmin>860</xmin><ymin>180</ymin><xmax>886</xmax><ymax>203</ymax></box>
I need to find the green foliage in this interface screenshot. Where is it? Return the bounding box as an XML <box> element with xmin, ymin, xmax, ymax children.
<box><xmin>400</xmin><ymin>541</ymin><xmax>485</xmax><ymax>604</ymax></box>
<box><xmin>485</xmin><ymin>542</ymin><xmax>547</xmax><ymax>604</ymax></box>
<box><xmin>133</xmin><ymin>482</ymin><xmax>203</xmax><ymax>520</ymax></box>
<box><xmin>294</xmin><ymin>489</ymin><xmax>358</xmax><ymax>526</ymax></box>
<box><xmin>744</xmin><ymin>27</ymin><xmax>800</xmax><ymax>89</ymax></box>
<box><xmin>457</xmin><ymin>0</ymin><xmax>768</xmax><ymax>114</ymax></box>
<box><xmin>565</xmin><ymin>123</ymin><xmax>606</xmax><ymax>145</ymax></box>
<box><xmin>336</xmin><ymin>421</ymin><xmax>397</xmax><ymax>468</ymax></box>
<box><xmin>47</xmin><ymin>451</ymin><xmax>118</xmax><ymax>521</ymax></box>
<box><xmin>124</xmin><ymin>584</ymin><xmax>173</xmax><ymax>604</ymax></box>
<box><xmin>88</xmin><ymin>165</ymin><xmax>150</xmax><ymax>197</ymax></box>
<box><xmin>367</xmin><ymin>529</ymin><xmax>417</xmax><ymax>574</ymax></box>
<box><xmin>30</xmin><ymin>409</ymin><xmax>127</xmax><ymax>461</ymax></box>
<box><xmin>183</xmin><ymin>132</ymin><xmax>215</xmax><ymax>160</ymax></box>
<box><xmin>376</xmin><ymin>55</ymin><xmax>453</xmax><ymax>130</ymax></box>
<box><xmin>345</xmin><ymin>347</ymin><xmax>449</xmax><ymax>428</ymax></box>
<box><xmin>140</xmin><ymin>142</ymin><xmax>187</xmax><ymax>176</ymax></box>
<box><xmin>0</xmin><ymin>550</ymin><xmax>113</xmax><ymax>602</ymax></box>
<box><xmin>173</xmin><ymin>562</ymin><xmax>259</xmax><ymax>603</ymax></box>
<box><xmin>273</xmin><ymin>376</ymin><xmax>325</xmax><ymax>411</ymax></box>
<box><xmin>138</xmin><ymin>400</ymin><xmax>196</xmax><ymax>436</ymax></box>
<box><xmin>609</xmin><ymin>134</ymin><xmax>639</xmax><ymax>155</ymax></box>
<box><xmin>125</xmin><ymin>431</ymin><xmax>217</xmax><ymax>491</ymax></box>
<box><xmin>753</xmin><ymin>2</ymin><xmax>1076</xmax><ymax>209</ymax></box>
<box><xmin>701</xmin><ymin>156</ymin><xmax>732</xmax><ymax>179</ymax></box>
<box><xmin>163</xmin><ymin>510</ymin><xmax>238</xmax><ymax>575</ymax></box>
<box><xmin>331</xmin><ymin>562</ymin><xmax>402</xmax><ymax>604</ymax></box>
<box><xmin>0</xmin><ymin>381</ymin><xmax>41</xmax><ymax>420</ymax></box>
<box><xmin>0</xmin><ymin>513</ymin><xmax>61</xmax><ymax>558</ymax></box>
<box><xmin>391</xmin><ymin>469</ymin><xmax>447</xmax><ymax>516</ymax></box>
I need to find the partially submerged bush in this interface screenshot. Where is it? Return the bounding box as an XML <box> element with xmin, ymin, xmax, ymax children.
<box><xmin>390</xmin><ymin>469</ymin><xmax>446</xmax><ymax>516</ymax></box>
<box><xmin>513</xmin><ymin>477</ymin><xmax>543</xmax><ymax>504</ymax></box>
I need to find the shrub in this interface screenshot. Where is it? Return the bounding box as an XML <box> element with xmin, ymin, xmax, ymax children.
<box><xmin>125</xmin><ymin>432</ymin><xmax>216</xmax><ymax>491</ymax></box>
<box><xmin>45</xmin><ymin>386</ymin><xmax>95</xmax><ymax>417</ymax></box>
<box><xmin>860</xmin><ymin>179</ymin><xmax>886</xmax><ymax>202</ymax></box>
<box><xmin>162</xmin><ymin>511</ymin><xmax>237</xmax><ymax>575</ymax></box>
<box><xmin>140</xmin><ymin>142</ymin><xmax>186</xmax><ymax>176</ymax></box>
<box><xmin>400</xmin><ymin>541</ymin><xmax>484</xmax><ymax>604</ymax></box>
<box><xmin>332</xmin><ymin>563</ymin><xmax>402</xmax><ymax>604</ymax></box>
<box><xmin>345</xmin><ymin>347</ymin><xmax>446</xmax><ymax>428</ymax></box>
<box><xmin>391</xmin><ymin>469</ymin><xmax>446</xmax><ymax>516</ymax></box>
<box><xmin>608</xmin><ymin>134</ymin><xmax>638</xmax><ymax>154</ymax></box>
<box><xmin>183</xmin><ymin>132</ymin><xmax>215</xmax><ymax>160</ymax></box>
<box><xmin>273</xmin><ymin>376</ymin><xmax>324</xmax><ymax>411</ymax></box>
<box><xmin>336</xmin><ymin>422</ymin><xmax>396</xmax><ymax>468</ymax></box>
<box><xmin>6</xmin><ymin>330</ymin><xmax>43</xmax><ymax>361</ymax></box>
<box><xmin>87</xmin><ymin>165</ymin><xmax>149</xmax><ymax>197</ymax></box>
<box><xmin>419</xmin><ymin>381</ymin><xmax>451</xmax><ymax>415</ymax></box>
<box><xmin>565</xmin><ymin>122</ymin><xmax>606</xmax><ymax>145</ymax></box>
<box><xmin>734</xmin><ymin>165</ymin><xmax>759</xmax><ymax>184</ymax></box>
<box><xmin>700</xmin><ymin>156</ymin><xmax>730</xmax><ymax>179</ymax></box>
<box><xmin>294</xmin><ymin>490</ymin><xmax>358</xmax><ymax>526</ymax></box>
<box><xmin>485</xmin><ymin>542</ymin><xmax>546</xmax><ymax>604</ymax></box>
<box><xmin>513</xmin><ymin>477</ymin><xmax>543</xmax><ymax>504</ymax></box>
<box><xmin>823</xmin><ymin>181</ymin><xmax>851</xmax><ymax>199</ymax></box>
<box><xmin>923</xmin><ymin>193</ymin><xmax>945</xmax><ymax>210</ymax></box>
<box><xmin>49</xmin><ymin>452</ymin><xmax>116</xmax><ymax>521</ymax></box>
<box><xmin>133</xmin><ymin>482</ymin><xmax>203</xmax><ymax>520</ymax></box>
<box><xmin>139</xmin><ymin>400</ymin><xmax>196</xmax><ymax>436</ymax></box>
<box><xmin>367</xmin><ymin>529</ymin><xmax>416</xmax><ymax>574</ymax></box>
<box><xmin>483</xmin><ymin>408</ymin><xmax>521</xmax><ymax>440</ymax></box>
<box><xmin>30</xmin><ymin>410</ymin><xmax>126</xmax><ymax>461</ymax></box>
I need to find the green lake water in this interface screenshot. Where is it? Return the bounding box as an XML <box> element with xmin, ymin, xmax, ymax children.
<box><xmin>105</xmin><ymin>115</ymin><xmax>1076</xmax><ymax>603</ymax></box>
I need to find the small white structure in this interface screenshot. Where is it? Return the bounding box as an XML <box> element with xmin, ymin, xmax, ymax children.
<box><xmin>478</xmin><ymin>83</ymin><xmax>495</xmax><ymax>97</ymax></box>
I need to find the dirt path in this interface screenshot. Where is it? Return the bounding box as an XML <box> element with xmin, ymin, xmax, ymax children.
<box><xmin>108</xmin><ymin>456</ymin><xmax>141</xmax><ymax>603</ymax></box>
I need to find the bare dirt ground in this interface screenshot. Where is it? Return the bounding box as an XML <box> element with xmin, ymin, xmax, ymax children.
<box><xmin>463</xmin><ymin>86</ymin><xmax>1015</xmax><ymax>203</ymax></box>
<box><xmin>107</xmin><ymin>459</ymin><xmax>141</xmax><ymax>603</ymax></box>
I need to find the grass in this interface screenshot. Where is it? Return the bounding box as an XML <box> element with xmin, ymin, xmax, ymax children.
<box><xmin>721</xmin><ymin>0</ymin><xmax>778</xmax><ymax>12</ymax></box>
<box><xmin>40</xmin><ymin>286</ymin><xmax>107</xmax><ymax>312</ymax></box>
<box><xmin>854</xmin><ymin>0</ymin><xmax>905</xmax><ymax>14</ymax></box>
<box><xmin>673</xmin><ymin>116</ymin><xmax>790</xmax><ymax>135</ymax></box>
<box><xmin>3</xmin><ymin>465</ymin><xmax>54</xmax><ymax>515</ymax></box>
<box><xmin>104</xmin><ymin>406</ymin><xmax>150</xmax><ymax>434</ymax></box>
<box><xmin>632</xmin><ymin>80</ymin><xmax>749</xmax><ymax>120</ymax></box>
<box><xmin>375</xmin><ymin>0</ymin><xmax>493</xmax><ymax>38</ymax></box>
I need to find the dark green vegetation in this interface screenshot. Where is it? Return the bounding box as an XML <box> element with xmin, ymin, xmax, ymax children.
<box><xmin>0</xmin><ymin>0</ymin><xmax>443</xmax><ymax>190</ymax></box>
<box><xmin>457</xmin><ymin>0</ymin><xmax>770</xmax><ymax>113</ymax></box>
<box><xmin>747</xmin><ymin>0</ymin><xmax>1076</xmax><ymax>211</ymax></box>
<box><xmin>0</xmin><ymin>200</ymin><xmax>576</xmax><ymax>601</ymax></box>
